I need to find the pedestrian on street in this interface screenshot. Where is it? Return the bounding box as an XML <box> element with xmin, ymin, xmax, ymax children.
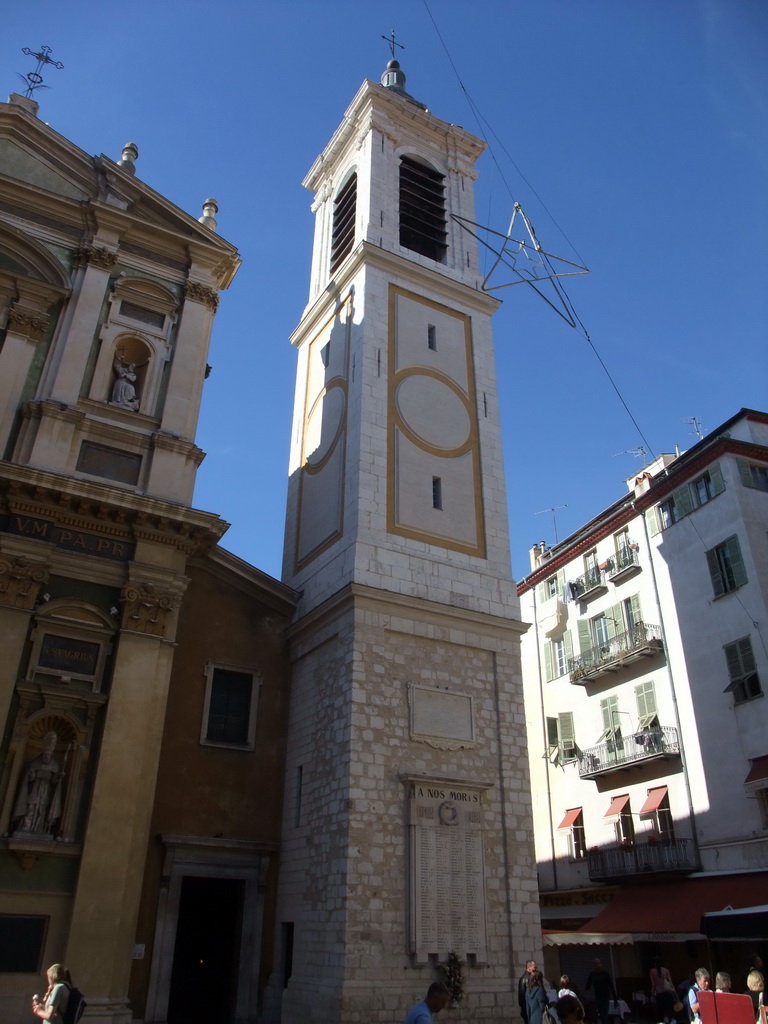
<box><xmin>688</xmin><ymin>968</ymin><xmax>710</xmax><ymax>1024</ymax></box>
<box><xmin>526</xmin><ymin>969</ymin><xmax>550</xmax><ymax>1024</ymax></box>
<box><xmin>403</xmin><ymin>982</ymin><xmax>450</xmax><ymax>1024</ymax></box>
<box><xmin>519</xmin><ymin>959</ymin><xmax>539</xmax><ymax>1024</ymax></box>
<box><xmin>585</xmin><ymin>959</ymin><xmax>617</xmax><ymax>1024</ymax></box>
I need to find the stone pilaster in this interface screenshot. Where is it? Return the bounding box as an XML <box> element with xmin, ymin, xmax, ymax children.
<box><xmin>158</xmin><ymin>283</ymin><xmax>218</xmax><ymax>441</ymax></box>
<box><xmin>0</xmin><ymin>301</ymin><xmax>51</xmax><ymax>454</ymax></box>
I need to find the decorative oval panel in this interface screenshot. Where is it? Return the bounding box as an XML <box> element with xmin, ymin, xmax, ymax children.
<box><xmin>395</xmin><ymin>373</ymin><xmax>470</xmax><ymax>451</ymax></box>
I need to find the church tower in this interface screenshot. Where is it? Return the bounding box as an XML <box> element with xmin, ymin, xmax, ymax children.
<box><xmin>273</xmin><ymin>61</ymin><xmax>539</xmax><ymax>1023</ymax></box>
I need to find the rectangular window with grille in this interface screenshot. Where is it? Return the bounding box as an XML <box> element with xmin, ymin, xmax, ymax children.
<box><xmin>399</xmin><ymin>156</ymin><xmax>447</xmax><ymax>262</ymax></box>
<box><xmin>202</xmin><ymin>665</ymin><xmax>259</xmax><ymax>747</ymax></box>
<box><xmin>723</xmin><ymin>636</ymin><xmax>762</xmax><ymax>704</ymax></box>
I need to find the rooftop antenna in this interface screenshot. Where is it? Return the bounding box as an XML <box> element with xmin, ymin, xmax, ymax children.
<box><xmin>381</xmin><ymin>29</ymin><xmax>405</xmax><ymax>60</ymax></box>
<box><xmin>452</xmin><ymin>202</ymin><xmax>589</xmax><ymax>327</ymax></box>
<box><xmin>18</xmin><ymin>45</ymin><xmax>64</xmax><ymax>97</ymax></box>
<box><xmin>685</xmin><ymin>416</ymin><xmax>704</xmax><ymax>440</ymax></box>
<box><xmin>534</xmin><ymin>504</ymin><xmax>568</xmax><ymax>544</ymax></box>
<box><xmin>613</xmin><ymin>447</ymin><xmax>647</xmax><ymax>461</ymax></box>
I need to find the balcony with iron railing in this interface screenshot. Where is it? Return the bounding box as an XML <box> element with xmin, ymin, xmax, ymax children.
<box><xmin>572</xmin><ymin>565</ymin><xmax>607</xmax><ymax>601</ymax></box>
<box><xmin>607</xmin><ymin>544</ymin><xmax>642</xmax><ymax>583</ymax></box>
<box><xmin>578</xmin><ymin>725</ymin><xmax>680</xmax><ymax>778</ymax></box>
<box><xmin>569</xmin><ymin>621</ymin><xmax>663</xmax><ymax>683</ymax></box>
<box><xmin>587</xmin><ymin>836</ymin><xmax>698</xmax><ymax>881</ymax></box>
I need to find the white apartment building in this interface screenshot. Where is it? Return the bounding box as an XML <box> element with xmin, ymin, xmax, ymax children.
<box><xmin>518</xmin><ymin>408</ymin><xmax>768</xmax><ymax>991</ymax></box>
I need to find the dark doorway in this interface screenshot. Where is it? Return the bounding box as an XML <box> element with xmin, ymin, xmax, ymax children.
<box><xmin>168</xmin><ymin>876</ymin><xmax>244</xmax><ymax>1024</ymax></box>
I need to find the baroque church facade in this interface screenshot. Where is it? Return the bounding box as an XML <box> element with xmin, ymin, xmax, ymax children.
<box><xmin>0</xmin><ymin>60</ymin><xmax>539</xmax><ymax>1024</ymax></box>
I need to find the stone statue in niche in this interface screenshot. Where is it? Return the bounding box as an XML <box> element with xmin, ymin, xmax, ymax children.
<box><xmin>11</xmin><ymin>731</ymin><xmax>64</xmax><ymax>837</ymax></box>
<box><xmin>111</xmin><ymin>356</ymin><xmax>140</xmax><ymax>411</ymax></box>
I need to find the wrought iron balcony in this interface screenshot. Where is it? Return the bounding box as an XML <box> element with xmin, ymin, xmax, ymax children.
<box><xmin>572</xmin><ymin>565</ymin><xmax>607</xmax><ymax>600</ymax></box>
<box><xmin>569</xmin><ymin>622</ymin><xmax>663</xmax><ymax>683</ymax></box>
<box><xmin>578</xmin><ymin>725</ymin><xmax>680</xmax><ymax>778</ymax></box>
<box><xmin>587</xmin><ymin>837</ymin><xmax>698</xmax><ymax>881</ymax></box>
<box><xmin>607</xmin><ymin>544</ymin><xmax>641</xmax><ymax>582</ymax></box>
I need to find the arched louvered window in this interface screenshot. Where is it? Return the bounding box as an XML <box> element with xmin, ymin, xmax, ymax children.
<box><xmin>399</xmin><ymin>155</ymin><xmax>447</xmax><ymax>262</ymax></box>
<box><xmin>330</xmin><ymin>173</ymin><xmax>357</xmax><ymax>274</ymax></box>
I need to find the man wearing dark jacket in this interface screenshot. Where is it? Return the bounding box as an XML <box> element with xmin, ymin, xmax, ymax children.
<box><xmin>519</xmin><ymin>960</ymin><xmax>538</xmax><ymax>1024</ymax></box>
<box><xmin>585</xmin><ymin>959</ymin><xmax>617</xmax><ymax>1024</ymax></box>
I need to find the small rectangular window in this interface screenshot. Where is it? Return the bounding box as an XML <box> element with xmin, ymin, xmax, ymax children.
<box><xmin>739</xmin><ymin>459</ymin><xmax>768</xmax><ymax>492</ymax></box>
<box><xmin>659</xmin><ymin>496</ymin><xmax>678</xmax><ymax>529</ymax></box>
<box><xmin>0</xmin><ymin>915</ymin><xmax>48</xmax><ymax>972</ymax></box>
<box><xmin>570</xmin><ymin>810</ymin><xmax>587</xmax><ymax>859</ymax></box>
<box><xmin>202</xmin><ymin>664</ymin><xmax>259</xmax><ymax>748</ymax></box>
<box><xmin>723</xmin><ymin>636</ymin><xmax>762</xmax><ymax>704</ymax></box>
<box><xmin>427</xmin><ymin>324</ymin><xmax>437</xmax><ymax>350</ymax></box>
<box><xmin>707</xmin><ymin>535</ymin><xmax>747</xmax><ymax>597</ymax></box>
<box><xmin>432</xmin><ymin>476</ymin><xmax>442</xmax><ymax>510</ymax></box>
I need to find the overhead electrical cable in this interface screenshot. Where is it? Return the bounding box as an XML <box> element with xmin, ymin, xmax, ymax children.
<box><xmin>421</xmin><ymin>0</ymin><xmax>656</xmax><ymax>460</ymax></box>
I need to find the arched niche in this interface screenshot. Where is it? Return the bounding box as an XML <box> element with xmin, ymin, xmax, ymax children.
<box><xmin>89</xmin><ymin>276</ymin><xmax>179</xmax><ymax>418</ymax></box>
<box><xmin>0</xmin><ymin>600</ymin><xmax>113</xmax><ymax>845</ymax></box>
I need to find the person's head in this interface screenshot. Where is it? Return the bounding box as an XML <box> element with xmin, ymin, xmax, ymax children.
<box><xmin>560</xmin><ymin>975</ymin><xmax>571</xmax><ymax>989</ymax></box>
<box><xmin>593</xmin><ymin>959</ymin><xmax>603</xmax><ymax>971</ymax></box>
<box><xmin>46</xmin><ymin>964</ymin><xmax>66</xmax><ymax>985</ymax></box>
<box><xmin>529</xmin><ymin>970</ymin><xmax>544</xmax><ymax>989</ymax></box>
<box><xmin>556</xmin><ymin>994</ymin><xmax>585</xmax><ymax>1024</ymax></box>
<box><xmin>425</xmin><ymin>982</ymin><xmax>451</xmax><ymax>1014</ymax></box>
<box><xmin>750</xmin><ymin>956</ymin><xmax>765</xmax><ymax>973</ymax></box>
<box><xmin>527</xmin><ymin>959</ymin><xmax>538</xmax><ymax>974</ymax></box>
<box><xmin>695</xmin><ymin>969</ymin><xmax>710</xmax><ymax>990</ymax></box>
<box><xmin>747</xmin><ymin>971</ymin><xmax>764</xmax><ymax>993</ymax></box>
<box><xmin>652</xmin><ymin>957</ymin><xmax>662</xmax><ymax>969</ymax></box>
<box><xmin>715</xmin><ymin>973</ymin><xmax>731</xmax><ymax>992</ymax></box>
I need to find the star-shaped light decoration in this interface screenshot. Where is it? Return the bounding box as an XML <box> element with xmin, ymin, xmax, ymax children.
<box><xmin>453</xmin><ymin>202</ymin><xmax>589</xmax><ymax>327</ymax></box>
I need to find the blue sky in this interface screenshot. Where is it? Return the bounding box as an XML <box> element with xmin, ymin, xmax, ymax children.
<box><xmin>4</xmin><ymin>1</ymin><xmax>766</xmax><ymax>582</ymax></box>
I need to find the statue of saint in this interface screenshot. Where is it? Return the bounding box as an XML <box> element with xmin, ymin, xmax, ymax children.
<box><xmin>12</xmin><ymin>731</ymin><xmax>63</xmax><ymax>836</ymax></box>
<box><xmin>111</xmin><ymin>357</ymin><xmax>140</xmax><ymax>411</ymax></box>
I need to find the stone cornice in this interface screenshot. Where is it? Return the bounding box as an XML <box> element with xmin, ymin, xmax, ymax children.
<box><xmin>192</xmin><ymin>545</ymin><xmax>298</xmax><ymax>617</ymax></box>
<box><xmin>6</xmin><ymin>303</ymin><xmax>50</xmax><ymax>341</ymax></box>
<box><xmin>291</xmin><ymin>241</ymin><xmax>500</xmax><ymax>346</ymax></box>
<box><xmin>287</xmin><ymin>580</ymin><xmax>529</xmax><ymax>647</ymax></box>
<box><xmin>0</xmin><ymin>464</ymin><xmax>228</xmax><ymax>554</ymax></box>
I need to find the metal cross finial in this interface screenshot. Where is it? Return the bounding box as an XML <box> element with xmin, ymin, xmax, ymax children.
<box><xmin>19</xmin><ymin>45</ymin><xmax>64</xmax><ymax>98</ymax></box>
<box><xmin>381</xmin><ymin>30</ymin><xmax>404</xmax><ymax>61</ymax></box>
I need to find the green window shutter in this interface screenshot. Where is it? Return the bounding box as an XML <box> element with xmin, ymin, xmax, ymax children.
<box><xmin>727</xmin><ymin>535</ymin><xmax>748</xmax><ymax>588</ymax></box>
<box><xmin>558</xmin><ymin>712</ymin><xmax>576</xmax><ymax>758</ymax></box>
<box><xmin>707</xmin><ymin>547</ymin><xmax>725</xmax><ymax>597</ymax></box>
<box><xmin>601</xmin><ymin>695</ymin><xmax>618</xmax><ymax>732</ymax></box>
<box><xmin>557</xmin><ymin>568</ymin><xmax>566</xmax><ymax>593</ymax></box>
<box><xmin>544</xmin><ymin>642</ymin><xmax>554</xmax><ymax>682</ymax></box>
<box><xmin>647</xmin><ymin>508</ymin><xmax>661</xmax><ymax>537</ymax></box>
<box><xmin>578</xmin><ymin>619</ymin><xmax>592</xmax><ymax>655</ymax></box>
<box><xmin>564</xmin><ymin>631</ymin><xmax>573</xmax><ymax>663</ymax></box>
<box><xmin>537</xmin><ymin>581</ymin><xmax>547</xmax><ymax>604</ymax></box>
<box><xmin>606</xmin><ymin>604</ymin><xmax>622</xmax><ymax>640</ymax></box>
<box><xmin>629</xmin><ymin>593</ymin><xmax>642</xmax><ymax>628</ymax></box>
<box><xmin>635</xmin><ymin>681</ymin><xmax>656</xmax><ymax>718</ymax></box>
<box><xmin>675</xmin><ymin>483</ymin><xmax>693</xmax><ymax>519</ymax></box>
<box><xmin>724</xmin><ymin>640</ymin><xmax>743</xmax><ymax>680</ymax></box>
<box><xmin>738</xmin><ymin>636</ymin><xmax>757</xmax><ymax>674</ymax></box>
<box><xmin>738</xmin><ymin>458</ymin><xmax>754</xmax><ymax>488</ymax></box>
<box><xmin>709</xmin><ymin>462</ymin><xmax>725</xmax><ymax>496</ymax></box>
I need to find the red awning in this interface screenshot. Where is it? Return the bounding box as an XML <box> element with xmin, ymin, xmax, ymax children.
<box><xmin>557</xmin><ymin>808</ymin><xmax>583</xmax><ymax>830</ymax></box>
<box><xmin>744</xmin><ymin>756</ymin><xmax>768</xmax><ymax>791</ymax></box>
<box><xmin>577</xmin><ymin>874</ymin><xmax>768</xmax><ymax>937</ymax></box>
<box><xmin>639</xmin><ymin>786</ymin><xmax>668</xmax><ymax>814</ymax></box>
<box><xmin>604</xmin><ymin>794</ymin><xmax>630</xmax><ymax>817</ymax></box>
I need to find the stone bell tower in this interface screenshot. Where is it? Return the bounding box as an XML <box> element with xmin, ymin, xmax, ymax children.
<box><xmin>271</xmin><ymin>60</ymin><xmax>539</xmax><ymax>1023</ymax></box>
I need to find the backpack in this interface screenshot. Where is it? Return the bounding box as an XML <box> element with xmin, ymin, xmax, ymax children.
<box><xmin>61</xmin><ymin>982</ymin><xmax>86</xmax><ymax>1024</ymax></box>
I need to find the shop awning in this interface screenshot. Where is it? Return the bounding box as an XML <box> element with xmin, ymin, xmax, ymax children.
<box><xmin>702</xmin><ymin>904</ymin><xmax>768</xmax><ymax>940</ymax></box>
<box><xmin>574</xmin><ymin>874</ymin><xmax>768</xmax><ymax>940</ymax></box>
<box><xmin>557</xmin><ymin>808</ymin><xmax>583</xmax><ymax>830</ymax></box>
<box><xmin>744</xmin><ymin>757</ymin><xmax>768</xmax><ymax>792</ymax></box>
<box><xmin>543</xmin><ymin>930</ymin><xmax>633</xmax><ymax>946</ymax></box>
<box><xmin>639</xmin><ymin>786</ymin><xmax>668</xmax><ymax>814</ymax></box>
<box><xmin>604</xmin><ymin>794</ymin><xmax>630</xmax><ymax>817</ymax></box>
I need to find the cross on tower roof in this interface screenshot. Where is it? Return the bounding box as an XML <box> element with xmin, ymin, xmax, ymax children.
<box><xmin>381</xmin><ymin>29</ymin><xmax>404</xmax><ymax>61</ymax></box>
<box><xmin>19</xmin><ymin>44</ymin><xmax>64</xmax><ymax>97</ymax></box>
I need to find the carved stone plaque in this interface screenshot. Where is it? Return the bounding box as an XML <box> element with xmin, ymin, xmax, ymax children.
<box><xmin>406</xmin><ymin>778</ymin><xmax>488</xmax><ymax>963</ymax></box>
<box><xmin>410</xmin><ymin>685</ymin><xmax>474</xmax><ymax>749</ymax></box>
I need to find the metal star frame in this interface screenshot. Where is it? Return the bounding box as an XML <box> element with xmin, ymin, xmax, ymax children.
<box><xmin>453</xmin><ymin>202</ymin><xmax>589</xmax><ymax>326</ymax></box>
